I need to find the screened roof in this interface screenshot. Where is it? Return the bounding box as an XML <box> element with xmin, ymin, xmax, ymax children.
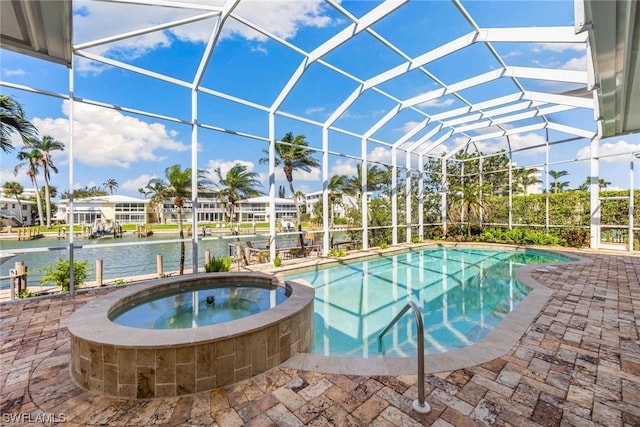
<box><xmin>1</xmin><ymin>0</ymin><xmax>638</xmax><ymax>159</ymax></box>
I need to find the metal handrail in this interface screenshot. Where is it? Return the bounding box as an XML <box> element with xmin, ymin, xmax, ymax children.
<box><xmin>378</xmin><ymin>300</ymin><xmax>431</xmax><ymax>414</ymax></box>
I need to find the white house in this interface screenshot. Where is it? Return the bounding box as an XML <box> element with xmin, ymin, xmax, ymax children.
<box><xmin>0</xmin><ymin>196</ymin><xmax>37</xmax><ymax>226</ymax></box>
<box><xmin>305</xmin><ymin>191</ymin><xmax>361</xmax><ymax>220</ymax></box>
<box><xmin>237</xmin><ymin>196</ymin><xmax>296</xmax><ymax>223</ymax></box>
<box><xmin>154</xmin><ymin>195</ymin><xmax>296</xmax><ymax>225</ymax></box>
<box><xmin>57</xmin><ymin>195</ymin><xmax>152</xmax><ymax>225</ymax></box>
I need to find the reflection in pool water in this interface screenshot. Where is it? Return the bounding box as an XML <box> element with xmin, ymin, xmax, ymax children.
<box><xmin>110</xmin><ymin>284</ymin><xmax>288</xmax><ymax>329</ymax></box>
<box><xmin>287</xmin><ymin>247</ymin><xmax>569</xmax><ymax>358</ymax></box>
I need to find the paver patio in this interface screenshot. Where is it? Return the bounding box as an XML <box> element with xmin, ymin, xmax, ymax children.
<box><xmin>1</xmin><ymin>249</ymin><xmax>639</xmax><ymax>426</ymax></box>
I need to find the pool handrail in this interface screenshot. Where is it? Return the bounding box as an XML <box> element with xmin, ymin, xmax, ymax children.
<box><xmin>378</xmin><ymin>300</ymin><xmax>431</xmax><ymax>414</ymax></box>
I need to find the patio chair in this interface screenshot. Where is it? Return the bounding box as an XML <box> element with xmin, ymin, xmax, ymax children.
<box><xmin>234</xmin><ymin>239</ymin><xmax>249</xmax><ymax>268</ymax></box>
<box><xmin>245</xmin><ymin>241</ymin><xmax>270</xmax><ymax>264</ymax></box>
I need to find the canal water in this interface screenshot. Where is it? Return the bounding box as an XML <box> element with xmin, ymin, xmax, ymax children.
<box><xmin>0</xmin><ymin>232</ymin><xmax>294</xmax><ymax>289</ymax></box>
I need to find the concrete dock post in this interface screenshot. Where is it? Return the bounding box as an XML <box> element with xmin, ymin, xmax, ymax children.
<box><xmin>9</xmin><ymin>268</ymin><xmax>17</xmax><ymax>300</ymax></box>
<box><xmin>96</xmin><ymin>260</ymin><xmax>103</xmax><ymax>286</ymax></box>
<box><xmin>14</xmin><ymin>261</ymin><xmax>26</xmax><ymax>297</ymax></box>
<box><xmin>157</xmin><ymin>255</ymin><xmax>163</xmax><ymax>276</ymax></box>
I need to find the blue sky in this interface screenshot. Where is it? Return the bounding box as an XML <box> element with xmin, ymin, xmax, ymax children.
<box><xmin>1</xmin><ymin>0</ymin><xmax>639</xmax><ymax>199</ymax></box>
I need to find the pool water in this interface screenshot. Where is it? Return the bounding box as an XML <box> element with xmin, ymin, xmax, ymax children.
<box><xmin>286</xmin><ymin>247</ymin><xmax>568</xmax><ymax>358</ymax></box>
<box><xmin>110</xmin><ymin>284</ymin><xmax>288</xmax><ymax>329</ymax></box>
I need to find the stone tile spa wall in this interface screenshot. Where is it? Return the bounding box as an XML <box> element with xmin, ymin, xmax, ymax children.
<box><xmin>68</xmin><ymin>273</ymin><xmax>314</xmax><ymax>399</ymax></box>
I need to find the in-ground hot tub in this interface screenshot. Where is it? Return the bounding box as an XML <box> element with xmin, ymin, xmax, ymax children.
<box><xmin>68</xmin><ymin>272</ymin><xmax>314</xmax><ymax>399</ymax></box>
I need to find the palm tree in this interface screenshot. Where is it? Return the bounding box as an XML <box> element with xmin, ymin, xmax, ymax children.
<box><xmin>147</xmin><ymin>165</ymin><xmax>209</xmax><ymax>275</ymax></box>
<box><xmin>448</xmin><ymin>178</ymin><xmax>491</xmax><ymax>238</ymax></box>
<box><xmin>215</xmin><ymin>164</ymin><xmax>263</xmax><ymax>228</ymax></box>
<box><xmin>24</xmin><ymin>135</ymin><xmax>64</xmax><ymax>227</ymax></box>
<box><xmin>61</xmin><ymin>186</ymin><xmax>108</xmax><ymax>199</ymax></box>
<box><xmin>578</xmin><ymin>177</ymin><xmax>611</xmax><ymax>191</ymax></box>
<box><xmin>344</xmin><ymin>163</ymin><xmax>388</xmax><ymax>198</ymax></box>
<box><xmin>549</xmin><ymin>170</ymin><xmax>569</xmax><ymax>193</ymax></box>
<box><xmin>14</xmin><ymin>148</ymin><xmax>44</xmax><ymax>226</ymax></box>
<box><xmin>103</xmin><ymin>178</ymin><xmax>119</xmax><ymax>195</ymax></box>
<box><xmin>144</xmin><ymin>180</ymin><xmax>168</xmax><ymax>223</ymax></box>
<box><xmin>2</xmin><ymin>181</ymin><xmax>25</xmax><ymax>225</ymax></box>
<box><xmin>514</xmin><ymin>167</ymin><xmax>541</xmax><ymax>196</ymax></box>
<box><xmin>259</xmin><ymin>132</ymin><xmax>320</xmax><ymax>245</ymax></box>
<box><xmin>148</xmin><ymin>165</ymin><xmax>193</xmax><ymax>275</ymax></box>
<box><xmin>328</xmin><ymin>174</ymin><xmax>348</xmax><ymax>227</ymax></box>
<box><xmin>293</xmin><ymin>190</ymin><xmax>307</xmax><ymax>217</ymax></box>
<box><xmin>138</xmin><ymin>187</ymin><xmax>150</xmax><ymax>198</ymax></box>
<box><xmin>0</xmin><ymin>95</ymin><xmax>37</xmax><ymax>153</ymax></box>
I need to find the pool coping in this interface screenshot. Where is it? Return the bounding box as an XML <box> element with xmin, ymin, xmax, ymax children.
<box><xmin>282</xmin><ymin>244</ymin><xmax>592</xmax><ymax>376</ymax></box>
<box><xmin>68</xmin><ymin>272</ymin><xmax>315</xmax><ymax>347</ymax></box>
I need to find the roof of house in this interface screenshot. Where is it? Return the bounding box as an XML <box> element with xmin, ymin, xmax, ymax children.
<box><xmin>60</xmin><ymin>195</ymin><xmax>151</xmax><ymax>204</ymax></box>
<box><xmin>0</xmin><ymin>197</ymin><xmax>36</xmax><ymax>205</ymax></box>
<box><xmin>240</xmin><ymin>196</ymin><xmax>294</xmax><ymax>204</ymax></box>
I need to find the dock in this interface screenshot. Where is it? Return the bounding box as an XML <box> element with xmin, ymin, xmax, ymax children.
<box><xmin>16</xmin><ymin>227</ymin><xmax>44</xmax><ymax>241</ymax></box>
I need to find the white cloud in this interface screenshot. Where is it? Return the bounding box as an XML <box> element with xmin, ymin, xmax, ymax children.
<box><xmin>428</xmin><ymin>145</ymin><xmax>447</xmax><ymax>157</ymax></box>
<box><xmin>330</xmin><ymin>158</ymin><xmax>357</xmax><ymax>176</ymax></box>
<box><xmin>229</xmin><ymin>0</ymin><xmax>335</xmax><ymax>41</ymax></box>
<box><xmin>502</xmin><ymin>51</ymin><xmax>521</xmax><ymax>59</ymax></box>
<box><xmin>296</xmin><ymin>184</ymin><xmax>314</xmax><ymax>195</ymax></box>
<box><xmin>341</xmin><ymin>108</ymin><xmax>387</xmax><ymax>121</ymax></box>
<box><xmin>250</xmin><ymin>44</ymin><xmax>269</xmax><ymax>55</ymax></box>
<box><xmin>121</xmin><ymin>174</ymin><xmax>158</xmax><ymax>193</ymax></box>
<box><xmin>368</xmin><ymin>146</ymin><xmax>391</xmax><ymax>164</ymax></box>
<box><xmin>503</xmin><ymin>133</ymin><xmax>547</xmax><ymax>152</ymax></box>
<box><xmin>2</xmin><ymin>68</ymin><xmax>26</xmax><ymax>77</ymax></box>
<box><xmin>292</xmin><ymin>167</ymin><xmax>321</xmax><ymax>182</ymax></box>
<box><xmin>418</xmin><ymin>98</ymin><xmax>455</xmax><ymax>109</ymax></box>
<box><xmin>305</xmin><ymin>106</ymin><xmax>326</xmax><ymax>115</ymax></box>
<box><xmin>533</xmin><ymin>43</ymin><xmax>586</xmax><ymax>53</ymax></box>
<box><xmin>204</xmin><ymin>158</ymin><xmax>257</xmax><ymax>186</ymax></box>
<box><xmin>73</xmin><ymin>0</ymin><xmax>182</xmax><ymax>73</ymax></box>
<box><xmin>398</xmin><ymin>120</ymin><xmax>424</xmax><ymax>134</ymax></box>
<box><xmin>263</xmin><ymin>167</ymin><xmax>320</xmax><ymax>191</ymax></box>
<box><xmin>31</xmin><ymin>101</ymin><xmax>189</xmax><ymax>168</ymax></box>
<box><xmin>73</xmin><ymin>0</ymin><xmax>336</xmax><ymax>73</ymax></box>
<box><xmin>561</xmin><ymin>54</ymin><xmax>586</xmax><ymax>71</ymax></box>
<box><xmin>0</xmin><ymin>167</ymin><xmax>21</xmax><ymax>186</ymax></box>
<box><xmin>576</xmin><ymin>139</ymin><xmax>640</xmax><ymax>163</ymax></box>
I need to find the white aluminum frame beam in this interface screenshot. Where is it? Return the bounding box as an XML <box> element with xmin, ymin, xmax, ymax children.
<box><xmin>271</xmin><ymin>0</ymin><xmax>407</xmax><ymax>113</ymax></box>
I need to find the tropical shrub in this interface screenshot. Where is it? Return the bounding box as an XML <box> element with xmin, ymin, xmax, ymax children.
<box><xmin>554</xmin><ymin>228</ymin><xmax>589</xmax><ymax>247</ymax></box>
<box><xmin>205</xmin><ymin>256</ymin><xmax>232</xmax><ymax>272</ymax></box>
<box><xmin>328</xmin><ymin>248</ymin><xmax>346</xmax><ymax>257</ymax></box>
<box><xmin>476</xmin><ymin>227</ymin><xmax>581</xmax><ymax>247</ymax></box>
<box><xmin>40</xmin><ymin>258</ymin><xmax>92</xmax><ymax>292</ymax></box>
<box><xmin>425</xmin><ymin>225</ymin><xmax>444</xmax><ymax>240</ymax></box>
<box><xmin>19</xmin><ymin>289</ymin><xmax>36</xmax><ymax>299</ymax></box>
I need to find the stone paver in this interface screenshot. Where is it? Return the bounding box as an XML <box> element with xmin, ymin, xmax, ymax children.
<box><xmin>1</xmin><ymin>249</ymin><xmax>639</xmax><ymax>426</ymax></box>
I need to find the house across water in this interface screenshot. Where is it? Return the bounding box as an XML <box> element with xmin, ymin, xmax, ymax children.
<box><xmin>0</xmin><ymin>197</ymin><xmax>37</xmax><ymax>227</ymax></box>
<box><xmin>55</xmin><ymin>194</ymin><xmax>297</xmax><ymax>227</ymax></box>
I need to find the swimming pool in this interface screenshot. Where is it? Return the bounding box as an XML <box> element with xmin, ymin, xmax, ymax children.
<box><xmin>287</xmin><ymin>247</ymin><xmax>569</xmax><ymax>358</ymax></box>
